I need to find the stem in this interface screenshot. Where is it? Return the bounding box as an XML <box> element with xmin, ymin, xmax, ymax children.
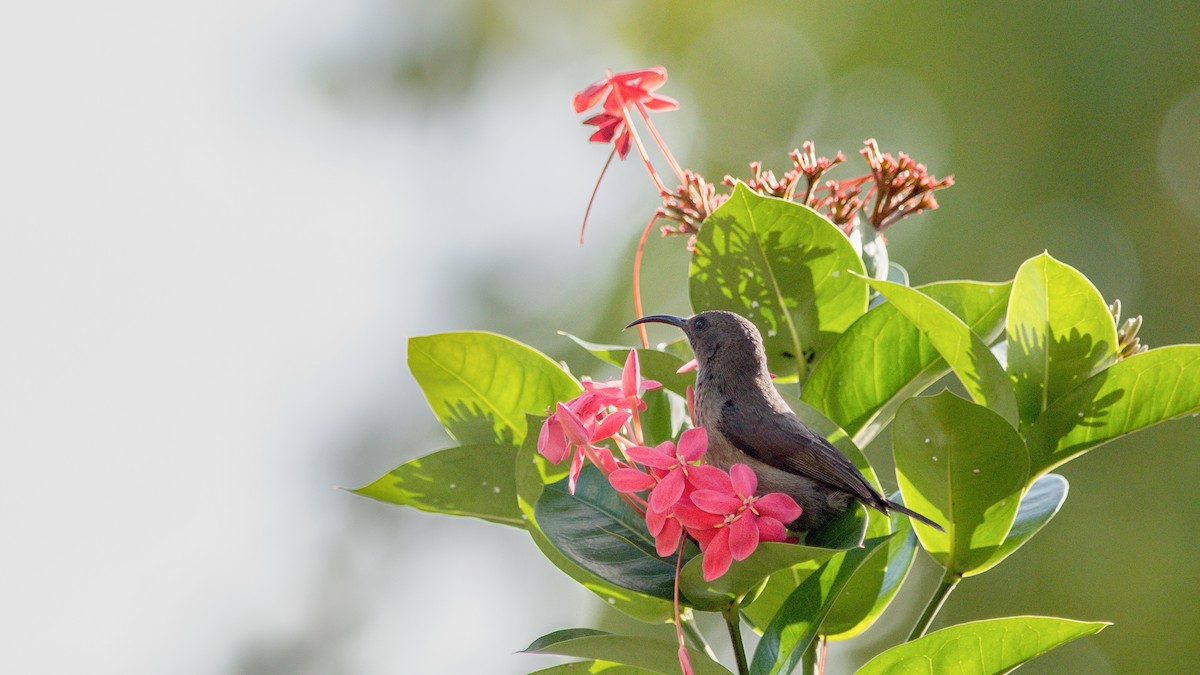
<box><xmin>631</xmin><ymin>213</ymin><xmax>659</xmax><ymax>348</ymax></box>
<box><xmin>721</xmin><ymin>603</ymin><xmax>750</xmax><ymax>675</ymax></box>
<box><xmin>579</xmin><ymin>147</ymin><xmax>618</xmax><ymax>245</ymax></box>
<box><xmin>679</xmin><ymin>609</ymin><xmax>719</xmax><ymax>664</ymax></box>
<box><xmin>908</xmin><ymin>570</ymin><xmax>962</xmax><ymax>641</ymax></box>
<box><xmin>637</xmin><ymin>101</ymin><xmax>684</xmax><ymax>183</ymax></box>
<box><xmin>800</xmin><ymin>636</ymin><xmax>818</xmax><ymax>674</ymax></box>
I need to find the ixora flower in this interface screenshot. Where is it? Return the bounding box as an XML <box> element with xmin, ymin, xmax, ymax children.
<box><xmin>677</xmin><ymin>464</ymin><xmax>802</xmax><ymax>581</ymax></box>
<box><xmin>536</xmin><ymin>350</ymin><xmax>660</xmax><ymax>492</ymax></box>
<box><xmin>572</xmin><ymin>66</ymin><xmax>679</xmax><ymax>118</ymax></box>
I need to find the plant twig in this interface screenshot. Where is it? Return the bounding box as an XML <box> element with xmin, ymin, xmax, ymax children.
<box><xmin>721</xmin><ymin>603</ymin><xmax>750</xmax><ymax>675</ymax></box>
<box><xmin>908</xmin><ymin>569</ymin><xmax>962</xmax><ymax>641</ymax></box>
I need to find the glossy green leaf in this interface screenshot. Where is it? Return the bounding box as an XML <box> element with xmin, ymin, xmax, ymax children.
<box><xmin>978</xmin><ymin>473</ymin><xmax>1069</xmax><ymax>573</ymax></box>
<box><xmin>527</xmin><ymin>661</ymin><xmax>647</xmax><ymax>674</ymax></box>
<box><xmin>689</xmin><ymin>182</ymin><xmax>868</xmax><ymax>379</ymax></box>
<box><xmin>562</xmin><ymin>333</ymin><xmax>696</xmax><ymax>398</ymax></box>
<box><xmin>894</xmin><ymin>392</ymin><xmax>1029</xmax><ymax>576</ymax></box>
<box><xmin>1007</xmin><ymin>253</ymin><xmax>1118</xmax><ymax>429</ymax></box>
<box><xmin>823</xmin><ymin>505</ymin><xmax>918</xmax><ymax>640</ymax></box>
<box><xmin>678</xmin><ymin>542</ymin><xmax>837</xmax><ymax>612</ymax></box>
<box><xmin>409</xmin><ymin>332</ymin><xmax>580</xmax><ymax>446</ymax></box>
<box><xmin>523</xmin><ymin>629</ymin><xmax>732</xmax><ymax>675</ymax></box>
<box><xmin>749</xmin><ymin>537</ymin><xmax>888</xmax><ymax>675</ymax></box>
<box><xmin>857</xmin><ymin>616</ymin><xmax>1109</xmax><ymax>675</ymax></box>
<box><xmin>516</xmin><ymin>415</ymin><xmax>673</xmax><ymax>623</ymax></box>
<box><xmin>804</xmin><ymin>281</ymin><xmax>1012</xmax><ymax>447</ymax></box>
<box><xmin>536</xmin><ymin>465</ymin><xmax>691</xmax><ymax>600</ymax></box>
<box><xmin>865</xmin><ymin>278</ymin><xmax>1019</xmax><ymax>427</ymax></box>
<box><xmin>1025</xmin><ymin>345</ymin><xmax>1200</xmax><ymax>475</ymax></box>
<box><xmin>351</xmin><ymin>444</ymin><xmax>524</xmax><ymax>528</ymax></box>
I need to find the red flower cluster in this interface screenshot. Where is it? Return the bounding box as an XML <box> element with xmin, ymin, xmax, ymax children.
<box><xmin>536</xmin><ymin>350</ymin><xmax>801</xmax><ymax>582</ymax></box>
<box><xmin>573</xmin><ymin>67</ymin><xmax>679</xmax><ymax>160</ymax></box>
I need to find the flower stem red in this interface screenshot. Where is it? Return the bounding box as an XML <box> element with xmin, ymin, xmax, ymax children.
<box><xmin>580</xmin><ymin>147</ymin><xmax>618</xmax><ymax>246</ymax></box>
<box><xmin>632</xmin><ymin>212</ymin><xmax>659</xmax><ymax>348</ymax></box>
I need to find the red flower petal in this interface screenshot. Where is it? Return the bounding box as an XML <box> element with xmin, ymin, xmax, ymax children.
<box><xmin>686</xmin><ymin>464</ymin><xmax>732</xmax><ymax>492</ymax></box>
<box><xmin>556</xmin><ymin>402</ymin><xmax>591</xmax><ymax>446</ymax></box>
<box><xmin>591</xmin><ymin>410</ymin><xmax>630</xmax><ymax>442</ymax></box>
<box><xmin>649</xmin><ymin>470</ymin><xmax>686</xmax><ymax>512</ymax></box>
<box><xmin>728</xmin><ymin>514</ymin><xmax>759</xmax><ymax>561</ymax></box>
<box><xmin>702</xmin><ymin>528</ymin><xmax>733</xmax><ymax>581</ymax></box>
<box><xmin>655</xmin><ymin>517</ymin><xmax>682</xmax><ymax>557</ymax></box>
<box><xmin>676</xmin><ymin>427</ymin><xmax>708</xmax><ymax>462</ymax></box>
<box><xmin>691</xmin><ymin>489</ymin><xmax>743</xmax><ymax>515</ymax></box>
<box><xmin>756</xmin><ymin>516</ymin><xmax>788</xmax><ymax>543</ymax></box>
<box><xmin>572</xmin><ymin>81</ymin><xmax>611</xmax><ymax>113</ymax></box>
<box><xmin>621</xmin><ymin>349</ymin><xmax>641</xmax><ymax>399</ymax></box>
<box><xmin>609</xmin><ymin>468</ymin><xmax>656</xmax><ymax>493</ymax></box>
<box><xmin>567</xmin><ymin>449</ymin><xmax>585</xmax><ymax>495</ymax></box>
<box><xmin>729</xmin><ymin>463</ymin><xmax>758</xmax><ymax>498</ymax></box>
<box><xmin>626</xmin><ymin>442</ymin><xmax>676</xmax><ymax>469</ymax></box>
<box><xmin>537</xmin><ymin>417</ymin><xmax>568</xmax><ymax>464</ymax></box>
<box><xmin>674</xmin><ymin>501</ymin><xmax>724</xmax><ymax>531</ymax></box>
<box><xmin>754</xmin><ymin>493</ymin><xmax>802</xmax><ymax>524</ymax></box>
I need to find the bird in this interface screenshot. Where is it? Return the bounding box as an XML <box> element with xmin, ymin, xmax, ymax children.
<box><xmin>627</xmin><ymin>309</ymin><xmax>944</xmax><ymax>533</ymax></box>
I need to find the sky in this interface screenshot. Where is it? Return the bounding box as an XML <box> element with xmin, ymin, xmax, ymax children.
<box><xmin>0</xmin><ymin>2</ymin><xmax>627</xmax><ymax>672</ymax></box>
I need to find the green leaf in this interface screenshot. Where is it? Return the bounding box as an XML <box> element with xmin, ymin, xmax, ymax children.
<box><xmin>689</xmin><ymin>182</ymin><xmax>868</xmax><ymax>380</ymax></box>
<box><xmin>678</xmin><ymin>542</ymin><xmax>838</xmax><ymax>612</ymax></box>
<box><xmin>1007</xmin><ymin>252</ymin><xmax>1119</xmax><ymax>429</ymax></box>
<box><xmin>749</xmin><ymin>537</ymin><xmax>888</xmax><ymax>675</ymax></box>
<box><xmin>408</xmin><ymin>332</ymin><xmax>580</xmax><ymax>446</ymax></box>
<box><xmin>536</xmin><ymin>465</ymin><xmax>691</xmax><ymax>600</ymax></box>
<box><xmin>351</xmin><ymin>444</ymin><xmax>524</xmax><ymax>527</ymax></box>
<box><xmin>1025</xmin><ymin>345</ymin><xmax>1200</xmax><ymax>475</ymax></box>
<box><xmin>516</xmin><ymin>415</ymin><xmax>673</xmax><ymax>623</ymax></box>
<box><xmin>823</xmin><ymin>506</ymin><xmax>918</xmax><ymax>640</ymax></box>
<box><xmin>894</xmin><ymin>392</ymin><xmax>1029</xmax><ymax>576</ymax></box>
<box><xmin>523</xmin><ymin>629</ymin><xmax>732</xmax><ymax>675</ymax></box>
<box><xmin>856</xmin><ymin>616</ymin><xmax>1109</xmax><ymax>675</ymax></box>
<box><xmin>527</xmin><ymin>661</ymin><xmax>648</xmax><ymax>674</ymax></box>
<box><xmin>805</xmin><ymin>280</ymin><xmax>1011</xmax><ymax>448</ymax></box>
<box><xmin>977</xmin><ymin>473</ymin><xmax>1069</xmax><ymax>573</ymax></box>
<box><xmin>864</xmin><ymin>278</ymin><xmax>1019</xmax><ymax>427</ymax></box>
<box><xmin>562</xmin><ymin>333</ymin><xmax>695</xmax><ymax>397</ymax></box>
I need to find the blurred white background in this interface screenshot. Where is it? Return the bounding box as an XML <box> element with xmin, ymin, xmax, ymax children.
<box><xmin>0</xmin><ymin>2</ymin><xmax>641</xmax><ymax>672</ymax></box>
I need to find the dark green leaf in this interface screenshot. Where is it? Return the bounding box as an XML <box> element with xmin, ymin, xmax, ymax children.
<box><xmin>523</xmin><ymin>629</ymin><xmax>732</xmax><ymax>675</ymax></box>
<box><xmin>351</xmin><ymin>444</ymin><xmax>524</xmax><ymax>527</ymax></box>
<box><xmin>865</xmin><ymin>278</ymin><xmax>1019</xmax><ymax>427</ymax></box>
<box><xmin>1025</xmin><ymin>345</ymin><xmax>1200</xmax><ymax>475</ymax></box>
<box><xmin>804</xmin><ymin>281</ymin><xmax>1012</xmax><ymax>448</ymax></box>
<box><xmin>1007</xmin><ymin>253</ymin><xmax>1118</xmax><ymax>429</ymax></box>
<box><xmin>516</xmin><ymin>415</ymin><xmax>672</xmax><ymax>622</ymax></box>
<box><xmin>978</xmin><ymin>473</ymin><xmax>1069</xmax><ymax>573</ymax></box>
<box><xmin>689</xmin><ymin>183</ymin><xmax>868</xmax><ymax>380</ymax></box>
<box><xmin>409</xmin><ymin>332</ymin><xmax>580</xmax><ymax>446</ymax></box>
<box><xmin>678</xmin><ymin>542</ymin><xmax>837</xmax><ymax>612</ymax></box>
<box><xmin>894</xmin><ymin>392</ymin><xmax>1029</xmax><ymax>576</ymax></box>
<box><xmin>536</xmin><ymin>466</ymin><xmax>690</xmax><ymax>600</ymax></box>
<box><xmin>749</xmin><ymin>537</ymin><xmax>887</xmax><ymax>675</ymax></box>
<box><xmin>856</xmin><ymin>616</ymin><xmax>1109</xmax><ymax>675</ymax></box>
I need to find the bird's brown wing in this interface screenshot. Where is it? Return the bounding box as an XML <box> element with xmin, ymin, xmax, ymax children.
<box><xmin>716</xmin><ymin>410</ymin><xmax>882</xmax><ymax>505</ymax></box>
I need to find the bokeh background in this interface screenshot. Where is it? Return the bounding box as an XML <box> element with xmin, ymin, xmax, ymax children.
<box><xmin>5</xmin><ymin>1</ymin><xmax>1200</xmax><ymax>673</ymax></box>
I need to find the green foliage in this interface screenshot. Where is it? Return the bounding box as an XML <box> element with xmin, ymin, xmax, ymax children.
<box><xmin>358</xmin><ymin>194</ymin><xmax>1200</xmax><ymax>671</ymax></box>
<box><xmin>894</xmin><ymin>392</ymin><xmax>1029</xmax><ymax>576</ymax></box>
<box><xmin>408</xmin><ymin>331</ymin><xmax>581</xmax><ymax>446</ymax></box>
<box><xmin>351</xmin><ymin>444</ymin><xmax>524</xmax><ymax>527</ymax></box>
<box><xmin>857</xmin><ymin>616</ymin><xmax>1109</xmax><ymax>674</ymax></box>
<box><xmin>523</xmin><ymin>629</ymin><xmax>733</xmax><ymax>675</ymax></box>
<box><xmin>1007</xmin><ymin>253</ymin><xmax>1118</xmax><ymax>430</ymax></box>
<box><xmin>689</xmin><ymin>184</ymin><xmax>868</xmax><ymax>380</ymax></box>
<box><xmin>803</xmin><ymin>280</ymin><xmax>1011</xmax><ymax>447</ymax></box>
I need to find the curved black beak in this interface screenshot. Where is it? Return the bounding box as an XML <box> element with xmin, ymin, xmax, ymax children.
<box><xmin>625</xmin><ymin>314</ymin><xmax>688</xmax><ymax>330</ymax></box>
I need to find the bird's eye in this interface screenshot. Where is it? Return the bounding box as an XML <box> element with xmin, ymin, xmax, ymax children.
<box><xmin>693</xmin><ymin>316</ymin><xmax>707</xmax><ymax>330</ymax></box>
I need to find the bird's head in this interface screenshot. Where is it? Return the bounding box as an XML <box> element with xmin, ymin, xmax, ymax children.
<box><xmin>626</xmin><ymin>310</ymin><xmax>768</xmax><ymax>374</ymax></box>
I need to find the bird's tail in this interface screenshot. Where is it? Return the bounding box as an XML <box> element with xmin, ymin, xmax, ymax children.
<box><xmin>884</xmin><ymin>499</ymin><xmax>946</xmax><ymax>533</ymax></box>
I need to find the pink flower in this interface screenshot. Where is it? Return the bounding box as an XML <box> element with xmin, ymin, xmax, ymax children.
<box><xmin>678</xmin><ymin>464</ymin><xmax>802</xmax><ymax>581</ymax></box>
<box><xmin>624</xmin><ymin>428</ymin><xmax>707</xmax><ymax>513</ymax></box>
<box><xmin>572</xmin><ymin>66</ymin><xmax>679</xmax><ymax>117</ymax></box>
<box><xmin>582</xmin><ymin>349</ymin><xmax>661</xmax><ymax>412</ymax></box>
